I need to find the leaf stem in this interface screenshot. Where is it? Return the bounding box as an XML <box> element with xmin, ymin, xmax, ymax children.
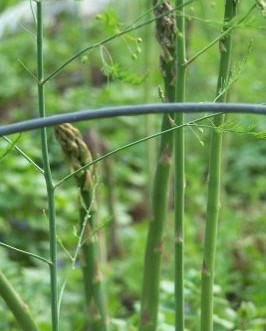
<box><xmin>36</xmin><ymin>2</ymin><xmax>59</xmax><ymax>331</ymax></box>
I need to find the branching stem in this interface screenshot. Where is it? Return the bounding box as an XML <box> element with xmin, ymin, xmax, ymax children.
<box><xmin>36</xmin><ymin>2</ymin><xmax>59</xmax><ymax>331</ymax></box>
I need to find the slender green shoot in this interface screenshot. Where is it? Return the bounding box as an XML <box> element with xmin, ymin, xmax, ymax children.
<box><xmin>2</xmin><ymin>136</ymin><xmax>44</xmax><ymax>173</ymax></box>
<box><xmin>58</xmin><ymin>210</ymin><xmax>110</xmax><ymax>314</ymax></box>
<box><xmin>57</xmin><ymin>193</ymin><xmax>95</xmax><ymax>314</ymax></box>
<box><xmin>139</xmin><ymin>2</ymin><xmax>176</xmax><ymax>330</ymax></box>
<box><xmin>36</xmin><ymin>2</ymin><xmax>59</xmax><ymax>331</ymax></box>
<box><xmin>30</xmin><ymin>0</ymin><xmax>37</xmax><ymax>26</ymax></box>
<box><xmin>17</xmin><ymin>58</ymin><xmax>38</xmax><ymax>81</ymax></box>
<box><xmin>200</xmin><ymin>1</ymin><xmax>238</xmax><ymax>331</ymax></box>
<box><xmin>0</xmin><ymin>134</ymin><xmax>21</xmax><ymax>161</ymax></box>
<box><xmin>55</xmin><ymin>123</ymin><xmax>108</xmax><ymax>331</ymax></box>
<box><xmin>174</xmin><ymin>0</ymin><xmax>186</xmax><ymax>330</ymax></box>
<box><xmin>0</xmin><ymin>242</ymin><xmax>51</xmax><ymax>265</ymax></box>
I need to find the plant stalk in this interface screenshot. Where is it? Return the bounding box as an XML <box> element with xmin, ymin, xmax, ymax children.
<box><xmin>174</xmin><ymin>0</ymin><xmax>186</xmax><ymax>330</ymax></box>
<box><xmin>144</xmin><ymin>0</ymin><xmax>156</xmax><ymax>193</ymax></box>
<box><xmin>139</xmin><ymin>2</ymin><xmax>176</xmax><ymax>330</ymax></box>
<box><xmin>0</xmin><ymin>271</ymin><xmax>39</xmax><ymax>331</ymax></box>
<box><xmin>36</xmin><ymin>2</ymin><xmax>59</xmax><ymax>331</ymax></box>
<box><xmin>103</xmin><ymin>156</ymin><xmax>121</xmax><ymax>258</ymax></box>
<box><xmin>54</xmin><ymin>124</ymin><xmax>108</xmax><ymax>331</ymax></box>
<box><xmin>79</xmin><ymin>195</ymin><xmax>108</xmax><ymax>331</ymax></box>
<box><xmin>200</xmin><ymin>2</ymin><xmax>238</xmax><ymax>331</ymax></box>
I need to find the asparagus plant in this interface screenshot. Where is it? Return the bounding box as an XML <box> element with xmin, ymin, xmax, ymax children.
<box><xmin>174</xmin><ymin>0</ymin><xmax>186</xmax><ymax>330</ymax></box>
<box><xmin>200</xmin><ymin>1</ymin><xmax>238</xmax><ymax>331</ymax></box>
<box><xmin>55</xmin><ymin>123</ymin><xmax>108</xmax><ymax>331</ymax></box>
<box><xmin>139</xmin><ymin>2</ymin><xmax>176</xmax><ymax>330</ymax></box>
<box><xmin>36</xmin><ymin>2</ymin><xmax>59</xmax><ymax>330</ymax></box>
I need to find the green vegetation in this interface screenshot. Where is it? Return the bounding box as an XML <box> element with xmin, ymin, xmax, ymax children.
<box><xmin>0</xmin><ymin>1</ymin><xmax>265</xmax><ymax>331</ymax></box>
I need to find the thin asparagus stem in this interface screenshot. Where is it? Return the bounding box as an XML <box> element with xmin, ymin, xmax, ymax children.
<box><xmin>36</xmin><ymin>2</ymin><xmax>59</xmax><ymax>331</ymax></box>
<box><xmin>103</xmin><ymin>155</ymin><xmax>121</xmax><ymax>258</ymax></box>
<box><xmin>200</xmin><ymin>2</ymin><xmax>238</xmax><ymax>331</ymax></box>
<box><xmin>0</xmin><ymin>242</ymin><xmax>51</xmax><ymax>265</ymax></box>
<box><xmin>174</xmin><ymin>0</ymin><xmax>186</xmax><ymax>330</ymax></box>
<box><xmin>55</xmin><ymin>123</ymin><xmax>108</xmax><ymax>331</ymax></box>
<box><xmin>139</xmin><ymin>2</ymin><xmax>176</xmax><ymax>330</ymax></box>
<box><xmin>2</xmin><ymin>136</ymin><xmax>44</xmax><ymax>173</ymax></box>
<box><xmin>144</xmin><ymin>0</ymin><xmax>156</xmax><ymax>193</ymax></box>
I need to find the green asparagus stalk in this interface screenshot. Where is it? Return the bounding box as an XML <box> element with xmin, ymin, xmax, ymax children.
<box><xmin>36</xmin><ymin>2</ymin><xmax>59</xmax><ymax>330</ymax></box>
<box><xmin>174</xmin><ymin>0</ymin><xmax>186</xmax><ymax>329</ymax></box>
<box><xmin>0</xmin><ymin>271</ymin><xmax>39</xmax><ymax>331</ymax></box>
<box><xmin>55</xmin><ymin>123</ymin><xmax>108</xmax><ymax>331</ymax></box>
<box><xmin>139</xmin><ymin>2</ymin><xmax>176</xmax><ymax>330</ymax></box>
<box><xmin>200</xmin><ymin>2</ymin><xmax>238</xmax><ymax>331</ymax></box>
